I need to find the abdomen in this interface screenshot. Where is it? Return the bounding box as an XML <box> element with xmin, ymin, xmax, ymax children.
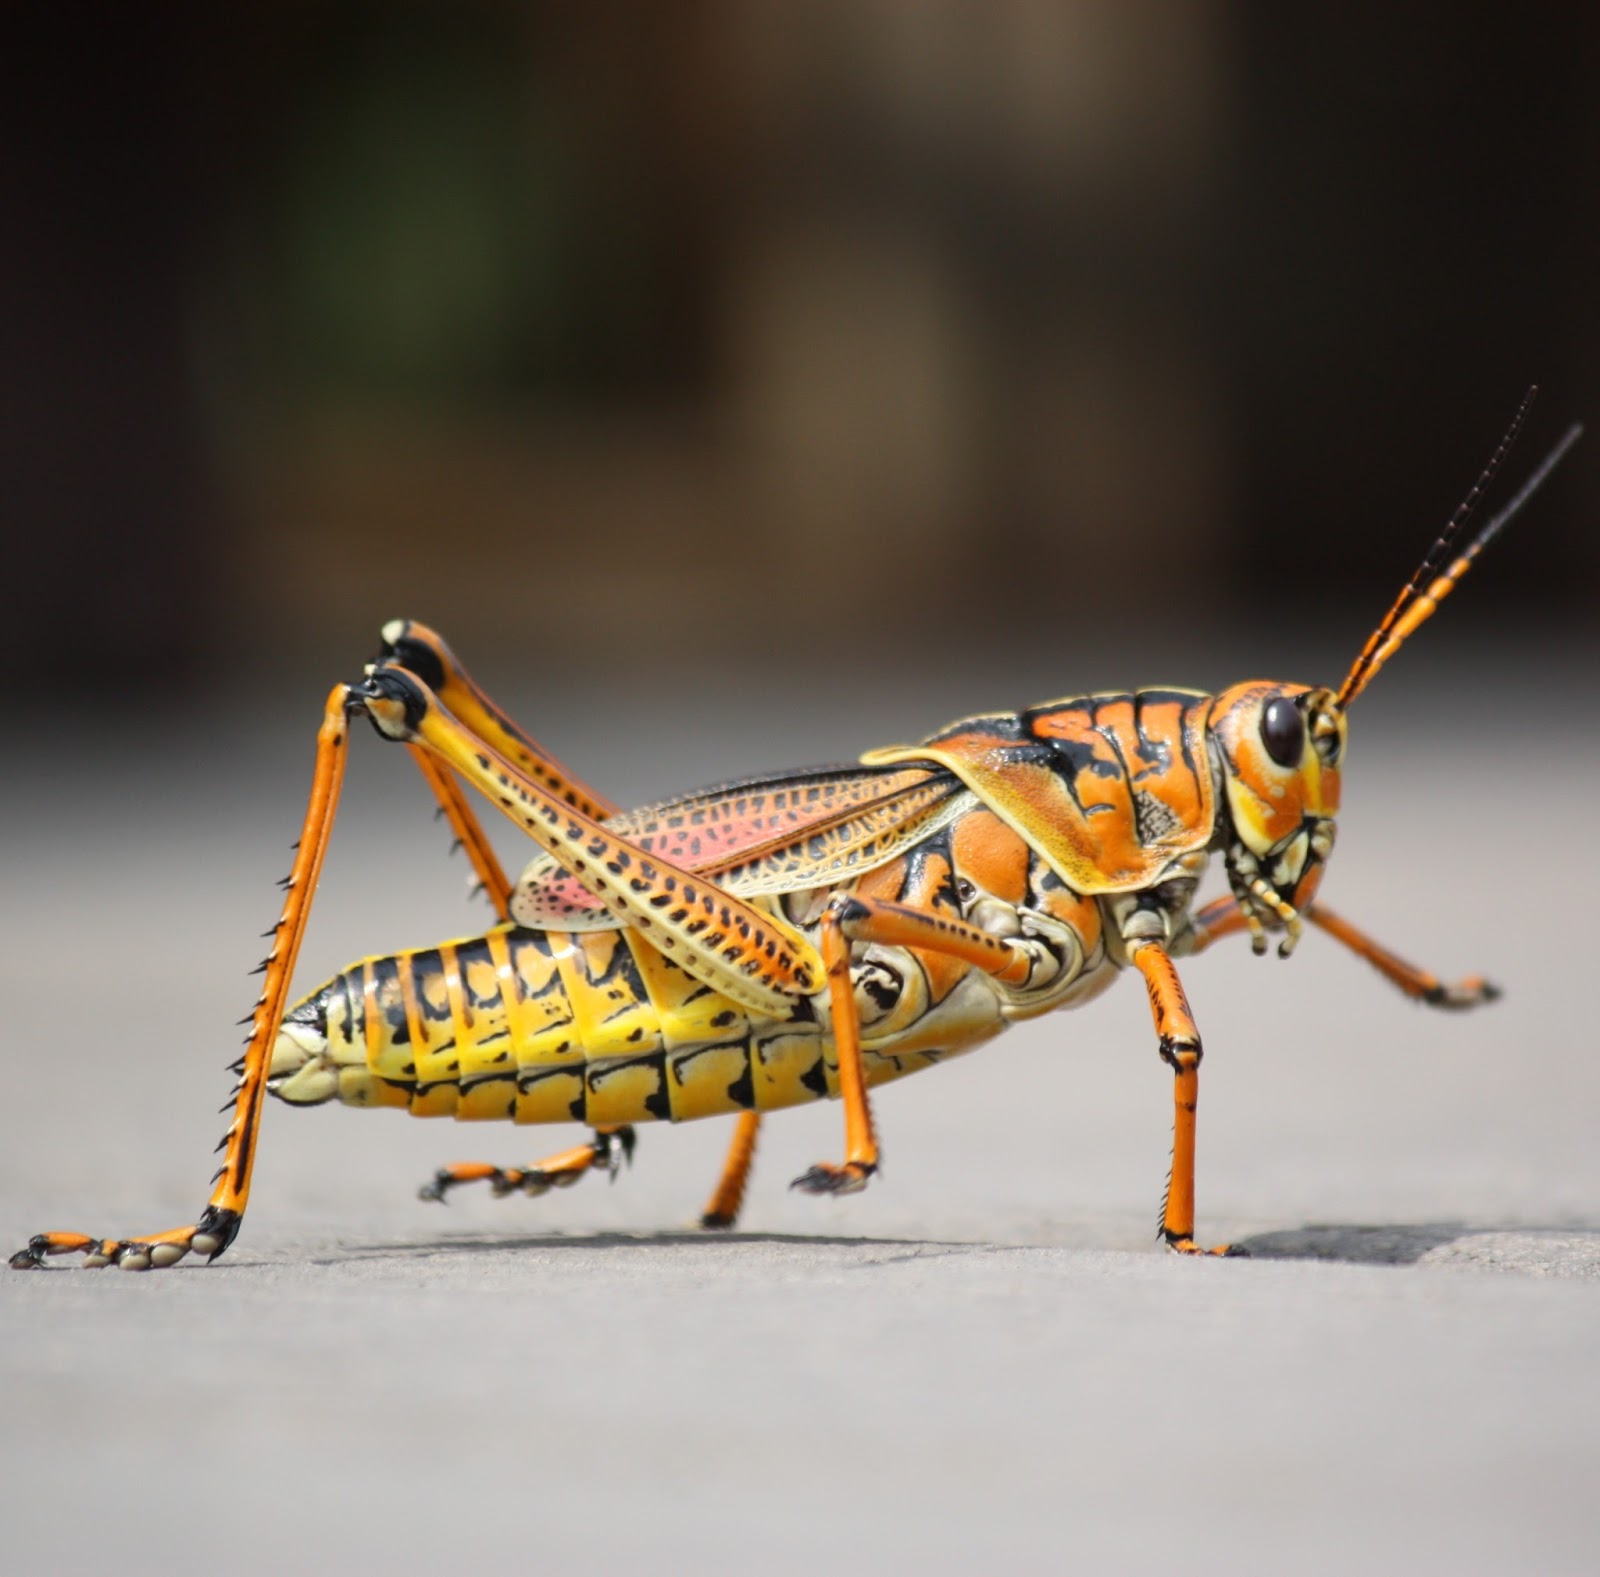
<box><xmin>268</xmin><ymin>918</ymin><xmax>993</xmax><ymax>1126</ymax></box>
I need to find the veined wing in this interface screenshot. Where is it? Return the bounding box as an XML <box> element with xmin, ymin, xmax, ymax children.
<box><xmin>510</xmin><ymin>763</ymin><xmax>971</xmax><ymax>931</ymax></box>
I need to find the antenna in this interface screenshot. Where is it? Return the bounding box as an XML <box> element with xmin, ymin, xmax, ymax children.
<box><xmin>1335</xmin><ymin>388</ymin><xmax>1543</xmax><ymax>708</ymax></box>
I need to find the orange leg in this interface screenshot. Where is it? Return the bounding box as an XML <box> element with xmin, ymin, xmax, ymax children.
<box><xmin>420</xmin><ymin>1128</ymin><xmax>636</xmax><ymax>1203</ymax></box>
<box><xmin>1189</xmin><ymin>895</ymin><xmax>1499</xmax><ymax>1009</ymax></box>
<box><xmin>700</xmin><ymin>1112</ymin><xmax>763</xmax><ymax>1229</ymax></box>
<box><xmin>407</xmin><ymin>718</ymin><xmax>642</xmax><ymax>1210</ymax></box>
<box><xmin>1129</xmin><ymin>939</ymin><xmax>1242</xmax><ymax>1257</ymax></box>
<box><xmin>379</xmin><ymin>620</ymin><xmax>620</xmax><ymax>822</ymax></box>
<box><xmin>361</xmin><ymin>664</ymin><xmax>821</xmax><ymax>1016</ymax></box>
<box><xmin>1187</xmin><ymin>895</ymin><xmax>1253</xmax><ymax>952</ymax></box>
<box><xmin>790</xmin><ymin>892</ymin><xmax>1039</xmax><ymax>1197</ymax></box>
<box><xmin>1307</xmin><ymin>903</ymin><xmax>1500</xmax><ymax>1009</ymax></box>
<box><xmin>405</xmin><ymin>708</ymin><xmax>640</xmax><ymax>1207</ymax></box>
<box><xmin>407</xmin><ymin>742</ymin><xmax>516</xmax><ymax>918</ymax></box>
<box><xmin>11</xmin><ymin>686</ymin><xmax>355</xmax><ymax>1270</ymax></box>
<box><xmin>390</xmin><ymin>633</ymin><xmax>766</xmax><ymax>1223</ymax></box>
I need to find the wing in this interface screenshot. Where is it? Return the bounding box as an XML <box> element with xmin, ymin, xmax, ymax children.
<box><xmin>510</xmin><ymin>762</ymin><xmax>973</xmax><ymax>931</ymax></box>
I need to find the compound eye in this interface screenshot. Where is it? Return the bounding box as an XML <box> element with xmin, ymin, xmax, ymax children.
<box><xmin>1260</xmin><ymin>697</ymin><xmax>1304</xmax><ymax>767</ymax></box>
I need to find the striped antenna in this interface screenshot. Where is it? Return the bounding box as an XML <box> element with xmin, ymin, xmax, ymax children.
<box><xmin>1336</xmin><ymin>388</ymin><xmax>1538</xmax><ymax>708</ymax></box>
<box><xmin>1352</xmin><ymin>420</ymin><xmax>1583</xmax><ymax>688</ymax></box>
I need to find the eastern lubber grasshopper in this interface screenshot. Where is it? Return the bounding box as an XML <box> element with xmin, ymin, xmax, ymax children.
<box><xmin>10</xmin><ymin>392</ymin><xmax>1579</xmax><ymax>1270</ymax></box>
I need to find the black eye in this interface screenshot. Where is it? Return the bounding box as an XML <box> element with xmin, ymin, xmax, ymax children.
<box><xmin>1260</xmin><ymin>697</ymin><xmax>1304</xmax><ymax>767</ymax></box>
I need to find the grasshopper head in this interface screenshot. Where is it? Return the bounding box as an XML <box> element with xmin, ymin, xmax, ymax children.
<box><xmin>1206</xmin><ymin>393</ymin><xmax>1575</xmax><ymax>956</ymax></box>
<box><xmin>1210</xmin><ymin>682</ymin><xmax>1344</xmax><ymax>938</ymax></box>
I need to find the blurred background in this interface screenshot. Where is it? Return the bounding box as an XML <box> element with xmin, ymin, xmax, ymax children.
<box><xmin>4</xmin><ymin>0</ymin><xmax>1596</xmax><ymax>1254</ymax></box>
<box><xmin>2</xmin><ymin>3</ymin><xmax>1594</xmax><ymax>710</ymax></box>
<box><xmin>6</xmin><ymin>19</ymin><xmax>1599</xmax><ymax>1569</ymax></box>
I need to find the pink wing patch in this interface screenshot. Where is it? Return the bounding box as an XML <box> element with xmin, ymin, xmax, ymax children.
<box><xmin>509</xmin><ymin>763</ymin><xmax>963</xmax><ymax>932</ymax></box>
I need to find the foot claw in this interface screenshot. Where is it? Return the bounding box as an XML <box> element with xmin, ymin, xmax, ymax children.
<box><xmin>595</xmin><ymin>1128</ymin><xmax>635</xmax><ymax>1181</ymax></box>
<box><xmin>1164</xmin><ymin>1233</ymin><xmax>1248</xmax><ymax>1258</ymax></box>
<box><xmin>789</xmin><ymin>1161</ymin><xmax>876</xmax><ymax>1196</ymax></box>
<box><xmin>9</xmin><ymin>1236</ymin><xmax>51</xmax><ymax>1270</ymax></box>
<box><xmin>1426</xmin><ymin>975</ymin><xmax>1501</xmax><ymax>1010</ymax></box>
<box><xmin>7</xmin><ymin>1209</ymin><xmax>233</xmax><ymax>1260</ymax></box>
<box><xmin>8</xmin><ymin>1208</ymin><xmax>237</xmax><ymax>1271</ymax></box>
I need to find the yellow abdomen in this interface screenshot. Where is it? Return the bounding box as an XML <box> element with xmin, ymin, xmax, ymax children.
<box><xmin>270</xmin><ymin>922</ymin><xmax>940</xmax><ymax>1126</ymax></box>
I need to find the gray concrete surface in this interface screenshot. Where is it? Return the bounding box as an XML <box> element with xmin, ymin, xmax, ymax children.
<box><xmin>4</xmin><ymin>652</ymin><xmax>1598</xmax><ymax>1575</ymax></box>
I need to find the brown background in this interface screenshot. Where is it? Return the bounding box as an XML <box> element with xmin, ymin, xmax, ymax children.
<box><xmin>3</xmin><ymin>4</ymin><xmax>1594</xmax><ymax>705</ymax></box>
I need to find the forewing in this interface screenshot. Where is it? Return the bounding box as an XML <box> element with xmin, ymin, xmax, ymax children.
<box><xmin>510</xmin><ymin>763</ymin><xmax>968</xmax><ymax>930</ymax></box>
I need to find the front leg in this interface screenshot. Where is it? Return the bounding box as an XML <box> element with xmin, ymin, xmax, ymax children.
<box><xmin>1306</xmin><ymin>903</ymin><xmax>1500</xmax><ymax>1009</ymax></box>
<box><xmin>1127</xmin><ymin>939</ymin><xmax>1243</xmax><ymax>1257</ymax></box>
<box><xmin>1188</xmin><ymin>896</ymin><xmax>1500</xmax><ymax>1008</ymax></box>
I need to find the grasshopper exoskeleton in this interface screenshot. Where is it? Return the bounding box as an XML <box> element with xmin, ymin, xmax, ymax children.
<box><xmin>11</xmin><ymin>391</ymin><xmax>1577</xmax><ymax>1269</ymax></box>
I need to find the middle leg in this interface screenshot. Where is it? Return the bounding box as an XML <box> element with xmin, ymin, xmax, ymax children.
<box><xmin>790</xmin><ymin>891</ymin><xmax>1047</xmax><ymax>1197</ymax></box>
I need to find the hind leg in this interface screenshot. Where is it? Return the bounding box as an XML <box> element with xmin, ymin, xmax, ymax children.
<box><xmin>386</xmin><ymin>625</ymin><xmax>766</xmax><ymax>1226</ymax></box>
<box><xmin>420</xmin><ymin>1127</ymin><xmax>637</xmax><ymax>1203</ymax></box>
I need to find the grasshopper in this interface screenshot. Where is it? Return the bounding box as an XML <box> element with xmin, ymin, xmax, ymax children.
<box><xmin>10</xmin><ymin>392</ymin><xmax>1578</xmax><ymax>1270</ymax></box>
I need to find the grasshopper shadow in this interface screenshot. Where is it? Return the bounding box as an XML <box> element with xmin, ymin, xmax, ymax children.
<box><xmin>324</xmin><ymin>1229</ymin><xmax>958</xmax><ymax>1265</ymax></box>
<box><xmin>288</xmin><ymin>1223</ymin><xmax>1600</xmax><ymax>1273</ymax></box>
<box><xmin>1233</xmin><ymin>1221</ymin><xmax>1600</xmax><ymax>1272</ymax></box>
<box><xmin>1233</xmin><ymin>1222</ymin><xmax>1470</xmax><ymax>1265</ymax></box>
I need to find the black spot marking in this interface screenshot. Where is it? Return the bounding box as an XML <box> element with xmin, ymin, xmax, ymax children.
<box><xmin>726</xmin><ymin>1057</ymin><xmax>755</xmax><ymax>1110</ymax></box>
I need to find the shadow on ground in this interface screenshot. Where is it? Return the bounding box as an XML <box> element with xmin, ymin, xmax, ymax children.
<box><xmin>320</xmin><ymin>1229</ymin><xmax>950</xmax><ymax>1265</ymax></box>
<box><xmin>1237</xmin><ymin>1222</ymin><xmax>1600</xmax><ymax>1276</ymax></box>
<box><xmin>1238</xmin><ymin>1223</ymin><xmax>1468</xmax><ymax>1264</ymax></box>
<box><xmin>292</xmin><ymin>1223</ymin><xmax>1600</xmax><ymax>1277</ymax></box>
